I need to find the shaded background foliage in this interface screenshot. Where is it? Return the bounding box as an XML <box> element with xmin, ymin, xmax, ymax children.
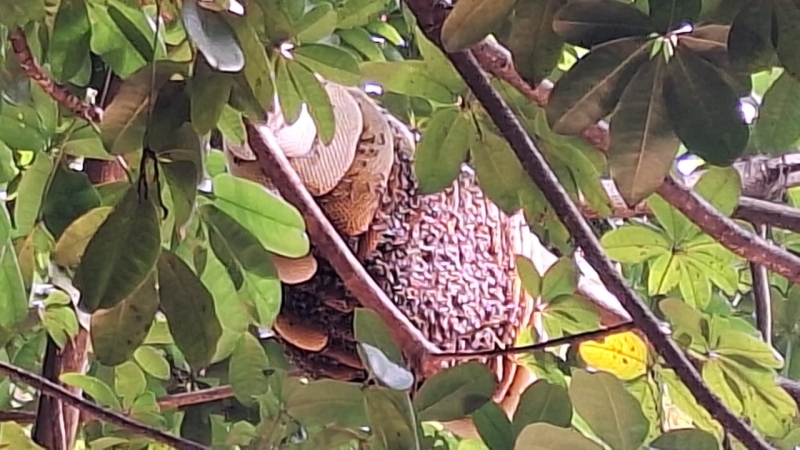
<box><xmin>1</xmin><ymin>0</ymin><xmax>800</xmax><ymax>449</ymax></box>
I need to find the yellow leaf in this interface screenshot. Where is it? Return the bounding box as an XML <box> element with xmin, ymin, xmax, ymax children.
<box><xmin>578</xmin><ymin>331</ymin><xmax>648</xmax><ymax>381</ymax></box>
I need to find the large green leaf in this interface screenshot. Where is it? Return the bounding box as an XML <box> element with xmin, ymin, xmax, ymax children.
<box><xmin>60</xmin><ymin>373</ymin><xmax>122</xmax><ymax>411</ymax></box>
<box><xmin>775</xmin><ymin>0</ymin><xmax>800</xmax><ymax>81</ymax></box>
<box><xmin>53</xmin><ymin>207</ymin><xmax>113</xmax><ymax>269</ymax></box>
<box><xmin>440</xmin><ymin>0</ymin><xmax>517</xmax><ymax>52</ymax></box>
<box><xmin>360</xmin><ymin>61</ymin><xmax>458</xmax><ymax>104</ymax></box>
<box><xmin>512</xmin><ymin>380</ymin><xmax>573</xmax><ymax>437</ymax></box>
<box><xmin>472</xmin><ymin>401</ymin><xmax>514</xmax><ymax>450</ymax></box>
<box><xmin>182</xmin><ymin>0</ymin><xmax>244</xmax><ymax>72</ymax></box>
<box><xmin>191</xmin><ymin>59</ymin><xmax>233</xmax><ymax>136</ymax></box>
<box><xmin>541</xmin><ymin>258</ymin><xmax>578</xmax><ymax>301</ymax></box>
<box><xmin>285</xmin><ymin>379</ymin><xmax>369</xmax><ymax>428</ymax></box>
<box><xmin>649</xmin><ymin>429</ymin><xmax>720</xmax><ymax>450</ymax></box>
<box><xmin>48</xmin><ymin>0</ymin><xmax>91</xmax><ymax>82</ymax></box>
<box><xmin>91</xmin><ymin>271</ymin><xmax>159</xmax><ymax>366</ymax></box>
<box><xmin>75</xmin><ymin>185</ymin><xmax>161</xmax><ymax>312</ymax></box>
<box><xmin>228</xmin><ymin>333</ymin><xmax>271</xmax><ymax>406</ymax></box>
<box><xmin>0</xmin><ymin>422</ymin><xmax>45</xmax><ymax>449</ymax></box>
<box><xmin>753</xmin><ymin>72</ymin><xmax>800</xmax><ymax>150</ymax></box>
<box><xmin>414</xmin><ymin>107</ymin><xmax>471</xmax><ymax>194</ymax></box>
<box><xmin>608</xmin><ymin>58</ymin><xmax>679</xmax><ymax>206</ymax></box>
<box><xmin>552</xmin><ymin>0</ymin><xmax>655</xmax><ymax>48</ymax></box>
<box><xmin>42</xmin><ymin>166</ymin><xmax>101</xmax><ymax>238</ymax></box>
<box><xmin>157</xmin><ymin>250</ymin><xmax>222</xmax><ymax>369</ymax></box>
<box><xmin>353</xmin><ymin>308</ymin><xmax>404</xmax><ymax>364</ymax></box>
<box><xmin>506</xmin><ymin>0</ymin><xmax>566</xmax><ymax>84</ymax></box>
<box><xmin>287</xmin><ymin>59</ymin><xmax>336</xmax><ymax>144</ymax></box>
<box><xmin>569</xmin><ymin>370</ymin><xmax>650</xmax><ymax>450</ymax></box>
<box><xmin>471</xmin><ymin>131</ymin><xmax>526</xmax><ymax>214</ymax></box>
<box><xmin>413</xmin><ymin>362</ymin><xmax>497</xmax><ymax>422</ymax></box>
<box><xmin>211</xmin><ymin>173</ymin><xmax>309</xmax><ymax>257</ymax></box>
<box><xmin>546</xmin><ymin>37</ymin><xmax>651</xmax><ymax>135</ymax></box>
<box><xmin>600</xmin><ymin>224</ymin><xmax>670</xmax><ymax>263</ymax></box>
<box><xmin>14</xmin><ymin>152</ymin><xmax>53</xmax><ymax>237</ymax></box>
<box><xmin>664</xmin><ymin>45</ymin><xmax>748</xmax><ymax>165</ymax></box>
<box><xmin>294</xmin><ymin>44</ymin><xmax>362</xmax><ymax>86</ymax></box>
<box><xmin>728</xmin><ymin>0</ymin><xmax>776</xmax><ymax>73</ymax></box>
<box><xmin>365</xmin><ymin>387</ymin><xmax>420</xmax><ymax>450</ymax></box>
<box><xmin>515</xmin><ymin>422</ymin><xmax>603</xmax><ymax>450</ymax></box>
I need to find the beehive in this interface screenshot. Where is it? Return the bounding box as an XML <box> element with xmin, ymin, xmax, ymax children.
<box><xmin>225</xmin><ymin>82</ymin><xmax>536</xmax><ymax>405</ymax></box>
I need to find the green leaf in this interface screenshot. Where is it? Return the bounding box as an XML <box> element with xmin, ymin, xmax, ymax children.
<box><xmin>60</xmin><ymin>373</ymin><xmax>122</xmax><ymax>411</ymax></box>
<box><xmin>1</xmin><ymin>0</ymin><xmax>44</xmax><ymax>27</ymax></box>
<box><xmin>649</xmin><ymin>429</ymin><xmax>720</xmax><ymax>450</ymax></box>
<box><xmin>191</xmin><ymin>61</ymin><xmax>233</xmax><ymax>136</ymax></box>
<box><xmin>295</xmin><ymin>3</ymin><xmax>338</xmax><ymax>43</ymax></box>
<box><xmin>229</xmin><ymin>333</ymin><xmax>271</xmax><ymax>406</ymax></box>
<box><xmin>541</xmin><ymin>258</ymin><xmax>578</xmax><ymax>301</ymax></box>
<box><xmin>226</xmin><ymin>16</ymin><xmax>273</xmax><ymax>112</ymax></box>
<box><xmin>358</xmin><ymin>343</ymin><xmax>414</xmax><ymax>390</ymax></box>
<box><xmin>201</xmin><ymin>204</ymin><xmax>280</xmax><ymax>326</ymax></box>
<box><xmin>753</xmin><ymin>72</ymin><xmax>800</xmax><ymax>150</ymax></box>
<box><xmin>14</xmin><ymin>152</ymin><xmax>53</xmax><ymax>237</ymax></box>
<box><xmin>659</xmin><ymin>297</ymin><xmax>709</xmax><ymax>350</ymax></box>
<box><xmin>285</xmin><ymin>379</ymin><xmax>368</xmax><ymax>428</ymax></box>
<box><xmin>568</xmin><ymin>370</ymin><xmax>649</xmax><ymax>450</ymax></box>
<box><xmin>702</xmin><ymin>359</ymin><xmax>743</xmax><ymax>414</ymax></box>
<box><xmin>53</xmin><ymin>207</ymin><xmax>113</xmax><ymax>269</ymax></box>
<box><xmin>42</xmin><ymin>166</ymin><xmax>101</xmax><ymax>238</ymax></box>
<box><xmin>512</xmin><ymin>380</ymin><xmax>572</xmax><ymax>437</ymax></box>
<box><xmin>365</xmin><ymin>387</ymin><xmax>421</xmax><ymax>450</ymax></box>
<box><xmin>62</xmin><ymin>126</ymin><xmax>113</xmax><ymax>160</ymax></box>
<box><xmin>275</xmin><ymin>56</ymin><xmax>304</xmax><ymax>124</ymax></box>
<box><xmin>360</xmin><ymin>61</ymin><xmax>458</xmax><ymax>104</ymax></box>
<box><xmin>91</xmin><ymin>271</ymin><xmax>159</xmax><ymax>366</ymax></box>
<box><xmin>48</xmin><ymin>0</ymin><xmax>91</xmax><ymax>82</ymax></box>
<box><xmin>609</xmin><ymin>58</ymin><xmax>679</xmax><ymax>206</ymax></box>
<box><xmin>664</xmin><ymin>46</ymin><xmax>748</xmax><ymax>165</ymax></box>
<box><xmin>101</xmin><ymin>63</ymin><xmax>185</xmax><ymax>155</ymax></box>
<box><xmin>0</xmin><ymin>422</ymin><xmax>45</xmax><ymax>449</ymax></box>
<box><xmin>75</xmin><ymin>185</ymin><xmax>161</xmax><ymax>312</ymax></box>
<box><xmin>287</xmin><ymin>59</ymin><xmax>336</xmax><ymax>144</ymax></box>
<box><xmin>648</xmin><ymin>252</ymin><xmax>680</xmax><ymax>295</ymax></box>
<box><xmin>649</xmin><ymin>0</ymin><xmax>701</xmax><ymax>32</ymax></box>
<box><xmin>133</xmin><ymin>346</ymin><xmax>171</xmax><ymax>380</ymax></box>
<box><xmin>0</xmin><ymin>103</ymin><xmax>48</xmax><ymax>152</ymax></box>
<box><xmin>0</xmin><ymin>141</ymin><xmax>17</xmax><ymax>183</ymax></box>
<box><xmin>505</xmin><ymin>0</ymin><xmax>566</xmax><ymax>84</ymax></box>
<box><xmin>775</xmin><ymin>0</ymin><xmax>800</xmax><ymax>81</ymax></box>
<box><xmin>714</xmin><ymin>331</ymin><xmax>783</xmax><ymax>369</ymax></box>
<box><xmin>157</xmin><ymin>250</ymin><xmax>222</xmax><ymax>369</ymax></box>
<box><xmin>546</xmin><ymin>37</ymin><xmax>651</xmax><ymax>135</ymax></box>
<box><xmin>212</xmin><ymin>173</ymin><xmax>309</xmax><ymax>257</ymax></box>
<box><xmin>42</xmin><ymin>305</ymin><xmax>79</xmax><ymax>349</ymax></box>
<box><xmin>728</xmin><ymin>0</ymin><xmax>776</xmax><ymax>73</ymax></box>
<box><xmin>472</xmin><ymin>402</ymin><xmax>513</xmax><ymax>450</ymax></box>
<box><xmin>354</xmin><ymin>308</ymin><xmax>404</xmax><ymax>364</ymax></box>
<box><xmin>107</xmin><ymin>0</ymin><xmax>165</xmax><ymax>63</ymax></box>
<box><xmin>600</xmin><ymin>225</ymin><xmax>670</xmax><ymax>263</ymax></box>
<box><xmin>552</xmin><ymin>0</ymin><xmax>656</xmax><ymax>48</ymax></box>
<box><xmin>648</xmin><ymin>194</ymin><xmax>694</xmax><ymax>245</ymax></box>
<box><xmin>414</xmin><ymin>361</ymin><xmax>497</xmax><ymax>422</ymax></box>
<box><xmin>1</xmin><ymin>214</ymin><xmax>29</xmax><ymax>326</ymax></box>
<box><xmin>515</xmin><ymin>255</ymin><xmax>542</xmax><ymax>299</ymax></box>
<box><xmin>440</xmin><ymin>0</ymin><xmax>517</xmax><ymax>52</ymax></box>
<box><xmin>414</xmin><ymin>108</ymin><xmax>471</xmax><ymax>194</ymax></box>
<box><xmin>182</xmin><ymin>0</ymin><xmax>244</xmax><ymax>72</ymax></box>
<box><xmin>514</xmin><ymin>422</ymin><xmax>604</xmax><ymax>450</ymax></box>
<box><xmin>114</xmin><ymin>361</ymin><xmax>147</xmax><ymax>407</ymax></box>
<box><xmin>338</xmin><ymin>28</ymin><xmax>386</xmax><ymax>62</ymax></box>
<box><xmin>471</xmin><ymin>131</ymin><xmax>526</xmax><ymax>214</ymax></box>
<box><xmin>294</xmin><ymin>44</ymin><xmax>362</xmax><ymax>86</ymax></box>
<box><xmin>694</xmin><ymin>167</ymin><xmax>741</xmax><ymax>217</ymax></box>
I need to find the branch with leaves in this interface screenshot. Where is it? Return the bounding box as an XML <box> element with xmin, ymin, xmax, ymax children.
<box><xmin>0</xmin><ymin>361</ymin><xmax>206</xmax><ymax>450</ymax></box>
<box><xmin>400</xmin><ymin>1</ymin><xmax>773</xmax><ymax>448</ymax></box>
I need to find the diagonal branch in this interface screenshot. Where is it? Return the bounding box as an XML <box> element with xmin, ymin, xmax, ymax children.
<box><xmin>0</xmin><ymin>361</ymin><xmax>206</xmax><ymax>450</ymax></box>
<box><xmin>243</xmin><ymin>121</ymin><xmax>442</xmax><ymax>374</ymax></box>
<box><xmin>399</xmin><ymin>3</ymin><xmax>772</xmax><ymax>447</ymax></box>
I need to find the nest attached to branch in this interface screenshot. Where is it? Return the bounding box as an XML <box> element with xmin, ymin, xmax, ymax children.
<box><xmin>225</xmin><ymin>80</ymin><xmax>539</xmax><ymax>412</ymax></box>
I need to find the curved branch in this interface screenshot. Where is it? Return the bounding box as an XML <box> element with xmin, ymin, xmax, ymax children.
<box><xmin>9</xmin><ymin>28</ymin><xmax>102</xmax><ymax>123</ymax></box>
<box><xmin>0</xmin><ymin>361</ymin><xmax>206</xmax><ymax>450</ymax></box>
<box><xmin>399</xmin><ymin>4</ymin><xmax>772</xmax><ymax>446</ymax></box>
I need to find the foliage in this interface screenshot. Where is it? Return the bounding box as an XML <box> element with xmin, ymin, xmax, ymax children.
<box><xmin>1</xmin><ymin>0</ymin><xmax>800</xmax><ymax>449</ymax></box>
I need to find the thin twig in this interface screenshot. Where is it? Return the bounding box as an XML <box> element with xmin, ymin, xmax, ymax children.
<box><xmin>398</xmin><ymin>4</ymin><xmax>772</xmax><ymax>444</ymax></box>
<box><xmin>751</xmin><ymin>224</ymin><xmax>772</xmax><ymax>345</ymax></box>
<box><xmin>433</xmin><ymin>322</ymin><xmax>634</xmax><ymax>362</ymax></box>
<box><xmin>0</xmin><ymin>361</ymin><xmax>207</xmax><ymax>450</ymax></box>
<box><xmin>9</xmin><ymin>28</ymin><xmax>102</xmax><ymax>123</ymax></box>
<box><xmin>157</xmin><ymin>386</ymin><xmax>234</xmax><ymax>410</ymax></box>
<box><xmin>0</xmin><ymin>410</ymin><xmax>36</xmax><ymax>423</ymax></box>
<box><xmin>243</xmin><ymin>122</ymin><xmax>442</xmax><ymax>374</ymax></box>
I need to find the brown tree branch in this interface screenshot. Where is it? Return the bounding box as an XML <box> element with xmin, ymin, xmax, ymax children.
<box><xmin>751</xmin><ymin>224</ymin><xmax>772</xmax><ymax>344</ymax></box>
<box><xmin>243</xmin><ymin>121</ymin><xmax>443</xmax><ymax>375</ymax></box>
<box><xmin>399</xmin><ymin>3</ymin><xmax>772</xmax><ymax>446</ymax></box>
<box><xmin>9</xmin><ymin>28</ymin><xmax>102</xmax><ymax>123</ymax></box>
<box><xmin>157</xmin><ymin>386</ymin><xmax>235</xmax><ymax>410</ymax></box>
<box><xmin>0</xmin><ymin>360</ymin><xmax>207</xmax><ymax>450</ymax></box>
